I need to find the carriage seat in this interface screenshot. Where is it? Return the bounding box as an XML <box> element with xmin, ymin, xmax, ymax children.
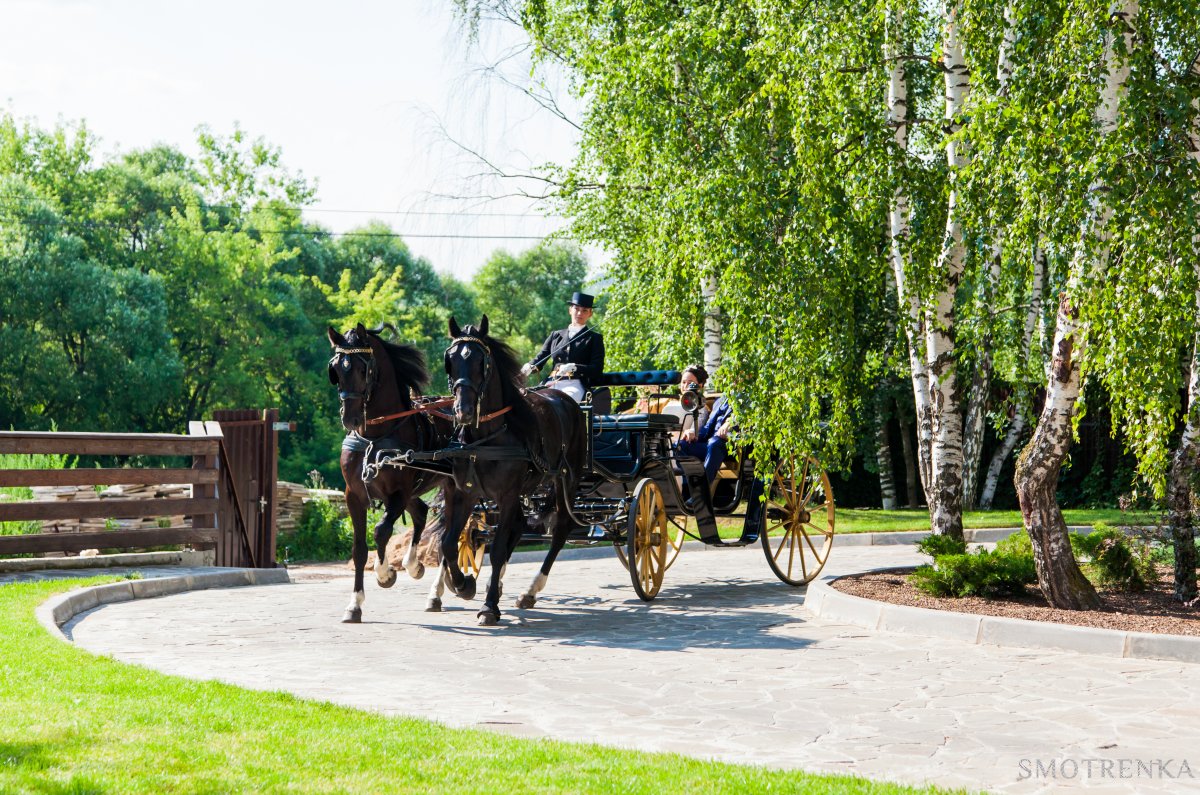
<box><xmin>593</xmin><ymin>413</ymin><xmax>681</xmax><ymax>433</ymax></box>
<box><xmin>591</xmin><ymin>413</ymin><xmax>680</xmax><ymax>477</ymax></box>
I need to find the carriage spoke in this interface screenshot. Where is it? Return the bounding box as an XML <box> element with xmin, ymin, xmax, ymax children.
<box><xmin>803</xmin><ymin>523</ymin><xmax>831</xmax><ymax>563</ymax></box>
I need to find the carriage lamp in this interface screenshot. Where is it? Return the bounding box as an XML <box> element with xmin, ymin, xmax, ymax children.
<box><xmin>680</xmin><ymin>384</ymin><xmax>703</xmax><ymax>413</ymax></box>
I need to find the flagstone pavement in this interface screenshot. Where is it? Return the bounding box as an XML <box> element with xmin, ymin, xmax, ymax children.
<box><xmin>41</xmin><ymin>543</ymin><xmax>1200</xmax><ymax>794</ymax></box>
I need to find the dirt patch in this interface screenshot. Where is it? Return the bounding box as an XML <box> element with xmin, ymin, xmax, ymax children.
<box><xmin>832</xmin><ymin>566</ymin><xmax>1200</xmax><ymax>637</ymax></box>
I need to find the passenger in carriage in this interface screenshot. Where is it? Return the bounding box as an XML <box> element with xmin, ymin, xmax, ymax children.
<box><xmin>520</xmin><ymin>291</ymin><xmax>606</xmax><ymax>404</ymax></box>
<box><xmin>677</xmin><ymin>364</ymin><xmax>711</xmax><ymax>436</ymax></box>
<box><xmin>676</xmin><ymin>375</ymin><xmax>735</xmax><ymax>484</ymax></box>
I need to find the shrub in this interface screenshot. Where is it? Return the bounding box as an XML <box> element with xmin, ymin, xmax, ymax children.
<box><xmin>916</xmin><ymin>533</ymin><xmax>967</xmax><ymax>559</ymax></box>
<box><xmin>277</xmin><ymin>496</ymin><xmax>352</xmax><ymax>562</ymax></box>
<box><xmin>1070</xmin><ymin>523</ymin><xmax>1154</xmax><ymax>592</ymax></box>
<box><xmin>995</xmin><ymin>529</ymin><xmax>1033</xmax><ymax>558</ymax></box>
<box><xmin>910</xmin><ymin>549</ymin><xmax>1038</xmax><ymax>598</ymax></box>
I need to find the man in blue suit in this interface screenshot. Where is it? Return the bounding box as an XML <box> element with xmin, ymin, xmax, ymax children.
<box><xmin>676</xmin><ymin>393</ymin><xmax>734</xmax><ymax>483</ymax></box>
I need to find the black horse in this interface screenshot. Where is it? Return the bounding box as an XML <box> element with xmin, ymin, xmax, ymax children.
<box><xmin>327</xmin><ymin>323</ymin><xmax>450</xmax><ymax>622</ymax></box>
<box><xmin>440</xmin><ymin>315</ymin><xmax>587</xmax><ymax>625</ymax></box>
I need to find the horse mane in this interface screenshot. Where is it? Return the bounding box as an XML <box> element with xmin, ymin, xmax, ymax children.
<box><xmin>461</xmin><ymin>323</ymin><xmax>538</xmax><ymax>440</ymax></box>
<box><xmin>344</xmin><ymin>327</ymin><xmax>430</xmax><ymax>397</ymax></box>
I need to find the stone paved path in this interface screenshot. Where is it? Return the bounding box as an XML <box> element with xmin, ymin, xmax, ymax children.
<box><xmin>60</xmin><ymin>544</ymin><xmax>1200</xmax><ymax>794</ymax></box>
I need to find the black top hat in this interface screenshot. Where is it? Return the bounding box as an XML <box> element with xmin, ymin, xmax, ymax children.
<box><xmin>568</xmin><ymin>291</ymin><xmax>595</xmax><ymax>308</ymax></box>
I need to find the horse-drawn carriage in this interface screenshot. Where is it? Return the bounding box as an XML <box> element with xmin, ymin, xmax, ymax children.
<box><xmin>327</xmin><ymin>319</ymin><xmax>835</xmax><ymax>625</ymax></box>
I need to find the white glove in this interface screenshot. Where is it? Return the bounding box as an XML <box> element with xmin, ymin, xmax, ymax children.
<box><xmin>557</xmin><ymin>363</ymin><xmax>578</xmax><ymax>376</ymax></box>
<box><xmin>520</xmin><ymin>362</ymin><xmax>535</xmax><ymax>377</ymax></box>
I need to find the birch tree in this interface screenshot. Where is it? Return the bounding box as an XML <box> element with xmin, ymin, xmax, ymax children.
<box><xmin>1013</xmin><ymin>0</ymin><xmax>1139</xmax><ymax>610</ymax></box>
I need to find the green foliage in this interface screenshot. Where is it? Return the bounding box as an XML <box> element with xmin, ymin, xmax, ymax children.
<box><xmin>472</xmin><ymin>243</ymin><xmax>590</xmax><ymax>361</ymax></box>
<box><xmin>0</xmin><ymin>448</ymin><xmax>74</xmax><ymax>536</ymax></box>
<box><xmin>276</xmin><ymin>496</ymin><xmax>352</xmax><ymax>562</ymax></box>
<box><xmin>1069</xmin><ymin>524</ymin><xmax>1155</xmax><ymax>592</ymax></box>
<box><xmin>995</xmin><ymin>529</ymin><xmax>1033</xmax><ymax>559</ymax></box>
<box><xmin>916</xmin><ymin>534</ymin><xmax>967</xmax><ymax>559</ymax></box>
<box><xmin>910</xmin><ymin>549</ymin><xmax>1038</xmax><ymax>599</ymax></box>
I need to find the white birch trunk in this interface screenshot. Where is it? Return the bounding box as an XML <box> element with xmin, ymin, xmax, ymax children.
<box><xmin>875</xmin><ymin>404</ymin><xmax>899</xmax><ymax>509</ymax></box>
<box><xmin>1016</xmin><ymin>0</ymin><xmax>1138</xmax><ymax>610</ymax></box>
<box><xmin>962</xmin><ymin>245</ymin><xmax>1001</xmax><ymax>510</ymax></box>
<box><xmin>701</xmin><ymin>272</ymin><xmax>722</xmax><ymax>372</ymax></box>
<box><xmin>926</xmin><ymin>1</ymin><xmax>971</xmax><ymax>539</ymax></box>
<box><xmin>885</xmin><ymin>5</ymin><xmax>933</xmax><ymax>507</ymax></box>
<box><xmin>896</xmin><ymin>406</ymin><xmax>922</xmax><ymax>507</ymax></box>
<box><xmin>962</xmin><ymin>2</ymin><xmax>1019</xmax><ymax>511</ymax></box>
<box><xmin>980</xmin><ymin>245</ymin><xmax>1046</xmax><ymax>509</ymax></box>
<box><xmin>1165</xmin><ymin>64</ymin><xmax>1200</xmax><ymax>602</ymax></box>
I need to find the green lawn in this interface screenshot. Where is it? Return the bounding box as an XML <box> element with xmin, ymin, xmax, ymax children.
<box><xmin>694</xmin><ymin>507</ymin><xmax>1158</xmax><ymax>540</ymax></box>
<box><xmin>829</xmin><ymin>508</ymin><xmax>1160</xmax><ymax>534</ymax></box>
<box><xmin>0</xmin><ymin>578</ymin><xmax>968</xmax><ymax>795</ymax></box>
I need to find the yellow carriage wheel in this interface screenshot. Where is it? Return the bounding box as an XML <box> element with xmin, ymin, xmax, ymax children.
<box><xmin>457</xmin><ymin>512</ymin><xmax>487</xmax><ymax>577</ymax></box>
<box><xmin>626</xmin><ymin>478</ymin><xmax>669</xmax><ymax>601</ymax></box>
<box><xmin>760</xmin><ymin>456</ymin><xmax>835</xmax><ymax>586</ymax></box>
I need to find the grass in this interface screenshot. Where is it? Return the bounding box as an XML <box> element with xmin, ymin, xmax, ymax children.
<box><xmin>0</xmin><ymin>578</ymin><xmax>969</xmax><ymax>795</ymax></box>
<box><xmin>677</xmin><ymin>508</ymin><xmax>1158</xmax><ymax>541</ymax></box>
<box><xmin>826</xmin><ymin>508</ymin><xmax>1161</xmax><ymax>534</ymax></box>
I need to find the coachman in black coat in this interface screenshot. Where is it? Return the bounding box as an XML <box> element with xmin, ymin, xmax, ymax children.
<box><xmin>525</xmin><ymin>291</ymin><xmax>606</xmax><ymax>390</ymax></box>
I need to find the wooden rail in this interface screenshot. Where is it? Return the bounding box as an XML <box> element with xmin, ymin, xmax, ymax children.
<box><xmin>0</xmin><ymin>429</ymin><xmax>227</xmax><ymax>561</ymax></box>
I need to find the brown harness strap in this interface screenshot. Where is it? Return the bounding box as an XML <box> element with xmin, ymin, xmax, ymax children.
<box><xmin>366</xmin><ymin>397</ymin><xmax>457</xmax><ymax>425</ymax></box>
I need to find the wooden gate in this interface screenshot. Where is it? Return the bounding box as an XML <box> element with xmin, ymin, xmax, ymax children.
<box><xmin>209</xmin><ymin>409</ymin><xmax>280</xmax><ymax>568</ymax></box>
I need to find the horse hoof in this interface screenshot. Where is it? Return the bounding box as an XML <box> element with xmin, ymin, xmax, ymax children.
<box><xmin>477</xmin><ymin>610</ymin><xmax>500</xmax><ymax>626</ymax></box>
<box><xmin>377</xmin><ymin>569</ymin><xmax>397</xmax><ymax>589</ymax></box>
<box><xmin>342</xmin><ymin>608</ymin><xmax>362</xmax><ymax>624</ymax></box>
<box><xmin>455</xmin><ymin>575</ymin><xmax>477</xmax><ymax>601</ymax></box>
<box><xmin>410</xmin><ymin>562</ymin><xmax>425</xmax><ymax>580</ymax></box>
<box><xmin>516</xmin><ymin>594</ymin><xmax>536</xmax><ymax>610</ymax></box>
<box><xmin>425</xmin><ymin>598</ymin><xmax>442</xmax><ymax>613</ymax></box>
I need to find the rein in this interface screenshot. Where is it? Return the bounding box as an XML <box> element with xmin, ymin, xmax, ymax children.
<box><xmin>366</xmin><ymin>396</ymin><xmax>456</xmax><ymax>425</ymax></box>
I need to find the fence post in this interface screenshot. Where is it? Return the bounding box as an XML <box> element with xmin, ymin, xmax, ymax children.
<box><xmin>189</xmin><ymin>421</ymin><xmax>221</xmax><ymax>566</ymax></box>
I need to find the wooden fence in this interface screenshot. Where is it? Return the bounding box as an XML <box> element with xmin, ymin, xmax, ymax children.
<box><xmin>0</xmin><ymin>411</ymin><xmax>281</xmax><ymax>567</ymax></box>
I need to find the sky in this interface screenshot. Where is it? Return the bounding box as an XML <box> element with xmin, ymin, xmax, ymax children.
<box><xmin>0</xmin><ymin>0</ymin><xmax>589</xmax><ymax>281</ymax></box>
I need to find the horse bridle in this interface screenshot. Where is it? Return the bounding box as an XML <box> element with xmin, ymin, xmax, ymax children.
<box><xmin>445</xmin><ymin>335</ymin><xmax>495</xmax><ymax>428</ymax></box>
<box><xmin>330</xmin><ymin>345</ymin><xmax>378</xmax><ymax>413</ymax></box>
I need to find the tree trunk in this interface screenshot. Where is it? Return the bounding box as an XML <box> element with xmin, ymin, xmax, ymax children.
<box><xmin>964</xmin><ymin>7</ymin><xmax>1018</xmax><ymax>512</ymax></box>
<box><xmin>1166</xmin><ymin>341</ymin><xmax>1199</xmax><ymax>600</ymax></box>
<box><xmin>701</xmin><ymin>272</ymin><xmax>722</xmax><ymax>373</ymax></box>
<box><xmin>925</xmin><ymin>3</ymin><xmax>971</xmax><ymax>541</ymax></box>
<box><xmin>1171</xmin><ymin>60</ymin><xmax>1200</xmax><ymax>603</ymax></box>
<box><xmin>875</xmin><ymin>390</ymin><xmax>898</xmax><ymax>510</ymax></box>
<box><xmin>980</xmin><ymin>243</ymin><xmax>1046</xmax><ymax>510</ymax></box>
<box><xmin>961</xmin><ymin>353</ymin><xmax>991</xmax><ymax>511</ymax></box>
<box><xmin>897</xmin><ymin>405</ymin><xmax>921</xmax><ymax>507</ymax></box>
<box><xmin>980</xmin><ymin>405</ymin><xmax>1025</xmax><ymax>510</ymax></box>
<box><xmin>1015</xmin><ymin>0</ymin><xmax>1136</xmax><ymax>611</ymax></box>
<box><xmin>884</xmin><ymin>6</ymin><xmax>934</xmax><ymax>509</ymax></box>
<box><xmin>1015</xmin><ymin>293</ymin><xmax>1099</xmax><ymax>610</ymax></box>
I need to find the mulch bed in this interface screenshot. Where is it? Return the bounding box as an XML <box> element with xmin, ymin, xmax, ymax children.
<box><xmin>832</xmin><ymin>565</ymin><xmax>1200</xmax><ymax>637</ymax></box>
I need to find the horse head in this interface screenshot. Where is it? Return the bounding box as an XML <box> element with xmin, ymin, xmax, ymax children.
<box><xmin>328</xmin><ymin>323</ymin><xmax>377</xmax><ymax>434</ymax></box>
<box><xmin>328</xmin><ymin>323</ymin><xmax>427</xmax><ymax>435</ymax></box>
<box><xmin>445</xmin><ymin>315</ymin><xmax>494</xmax><ymax>427</ymax></box>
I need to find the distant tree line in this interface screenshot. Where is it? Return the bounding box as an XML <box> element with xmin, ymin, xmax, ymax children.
<box><xmin>0</xmin><ymin>114</ymin><xmax>589</xmax><ymax>487</ymax></box>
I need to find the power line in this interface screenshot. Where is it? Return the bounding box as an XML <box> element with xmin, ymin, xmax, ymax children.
<box><xmin>0</xmin><ymin>194</ymin><xmax>562</xmax><ymax>219</ymax></box>
<box><xmin>1</xmin><ymin>216</ymin><xmax>560</xmax><ymax>240</ymax></box>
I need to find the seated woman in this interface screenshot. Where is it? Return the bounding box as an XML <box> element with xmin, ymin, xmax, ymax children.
<box><xmin>676</xmin><ymin>389</ymin><xmax>733</xmax><ymax>484</ymax></box>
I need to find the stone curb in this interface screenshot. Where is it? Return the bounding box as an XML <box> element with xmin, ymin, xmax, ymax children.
<box><xmin>0</xmin><ymin>549</ymin><xmax>216</xmax><ymax>574</ymax></box>
<box><xmin>35</xmin><ymin>568</ymin><xmax>291</xmax><ymax>643</ymax></box>
<box><xmin>805</xmin><ymin>568</ymin><xmax>1200</xmax><ymax>665</ymax></box>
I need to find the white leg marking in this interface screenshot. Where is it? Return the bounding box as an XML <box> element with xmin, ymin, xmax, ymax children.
<box><xmin>346</xmin><ymin>590</ymin><xmax>365</xmax><ymax>612</ymax></box>
<box><xmin>403</xmin><ymin>544</ymin><xmax>422</xmax><ymax>578</ymax></box>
